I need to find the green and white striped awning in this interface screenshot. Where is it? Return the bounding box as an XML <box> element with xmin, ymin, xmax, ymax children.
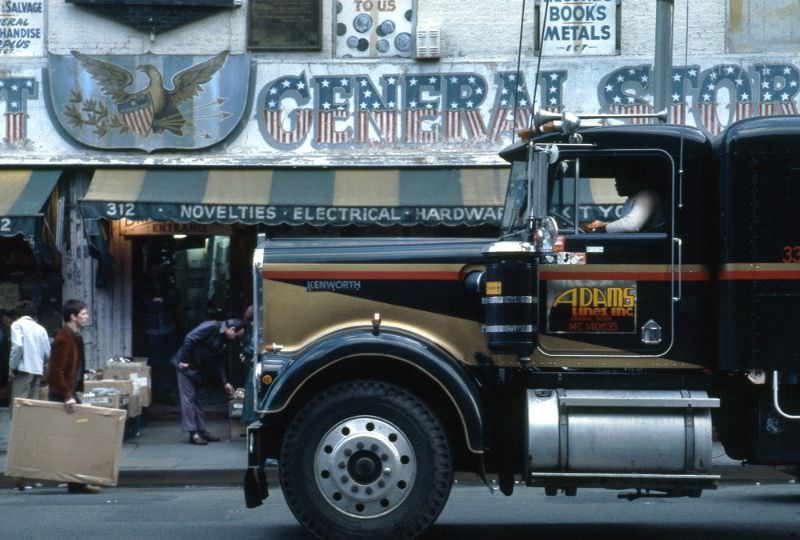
<box><xmin>0</xmin><ymin>170</ymin><xmax>60</xmax><ymax>237</ymax></box>
<box><xmin>81</xmin><ymin>168</ymin><xmax>508</xmax><ymax>226</ymax></box>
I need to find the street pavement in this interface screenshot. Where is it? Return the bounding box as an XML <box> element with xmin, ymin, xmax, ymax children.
<box><xmin>1</xmin><ymin>484</ymin><xmax>799</xmax><ymax>539</ymax></box>
<box><xmin>0</xmin><ymin>404</ymin><xmax>797</xmax><ymax>491</ymax></box>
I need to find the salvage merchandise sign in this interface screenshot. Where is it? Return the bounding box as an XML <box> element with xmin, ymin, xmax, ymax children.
<box><xmin>538</xmin><ymin>0</ymin><xmax>616</xmax><ymax>56</ymax></box>
<box><xmin>1</xmin><ymin>1</ymin><xmax>44</xmax><ymax>57</ymax></box>
<box><xmin>547</xmin><ymin>280</ymin><xmax>637</xmax><ymax>334</ymax></box>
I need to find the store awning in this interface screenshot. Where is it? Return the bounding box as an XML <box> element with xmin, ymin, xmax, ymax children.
<box><xmin>81</xmin><ymin>168</ymin><xmax>508</xmax><ymax>226</ymax></box>
<box><xmin>0</xmin><ymin>170</ymin><xmax>61</xmax><ymax>237</ymax></box>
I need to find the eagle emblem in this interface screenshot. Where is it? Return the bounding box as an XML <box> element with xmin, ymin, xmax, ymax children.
<box><xmin>70</xmin><ymin>50</ymin><xmax>229</xmax><ymax>137</ymax></box>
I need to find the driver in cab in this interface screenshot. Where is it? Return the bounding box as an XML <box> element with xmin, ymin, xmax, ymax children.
<box><xmin>582</xmin><ymin>174</ymin><xmax>663</xmax><ymax>233</ymax></box>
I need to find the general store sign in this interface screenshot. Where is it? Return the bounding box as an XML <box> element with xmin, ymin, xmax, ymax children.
<box><xmin>0</xmin><ymin>1</ymin><xmax>44</xmax><ymax>57</ymax></box>
<box><xmin>539</xmin><ymin>0</ymin><xmax>616</xmax><ymax>56</ymax></box>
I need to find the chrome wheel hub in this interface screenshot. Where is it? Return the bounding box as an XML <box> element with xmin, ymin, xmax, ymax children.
<box><xmin>314</xmin><ymin>416</ymin><xmax>417</xmax><ymax>519</ymax></box>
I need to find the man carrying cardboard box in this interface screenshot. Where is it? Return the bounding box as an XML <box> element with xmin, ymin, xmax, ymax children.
<box><xmin>46</xmin><ymin>299</ymin><xmax>101</xmax><ymax>495</ymax></box>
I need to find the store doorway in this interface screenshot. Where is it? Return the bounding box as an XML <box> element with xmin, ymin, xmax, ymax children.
<box><xmin>132</xmin><ymin>234</ymin><xmax>236</xmax><ymax>406</ymax></box>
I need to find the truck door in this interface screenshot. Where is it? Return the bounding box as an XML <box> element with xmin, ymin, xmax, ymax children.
<box><xmin>537</xmin><ymin>149</ymin><xmax>677</xmax><ymax>362</ymax></box>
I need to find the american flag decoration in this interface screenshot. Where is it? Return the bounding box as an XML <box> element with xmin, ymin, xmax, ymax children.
<box><xmin>696</xmin><ymin>95</ymin><xmax>720</xmax><ymax>135</ymax></box>
<box><xmin>603</xmin><ymin>66</ymin><xmax>655</xmax><ymax>124</ymax></box>
<box><xmin>488</xmin><ymin>72</ymin><xmax>533</xmax><ymax>141</ymax></box>
<box><xmin>263</xmin><ymin>74</ymin><xmax>313</xmax><ymax>148</ymax></box>
<box><xmin>315</xmin><ymin>77</ymin><xmax>353</xmax><ymax>145</ymax></box>
<box><xmin>404</xmin><ymin>76</ymin><xmax>441</xmax><ymax>144</ymax></box>
<box><xmin>726</xmin><ymin>65</ymin><xmax>755</xmax><ymax>122</ymax></box>
<box><xmin>755</xmin><ymin>64</ymin><xmax>799</xmax><ymax>117</ymax></box>
<box><xmin>697</xmin><ymin>65</ymin><xmax>752</xmax><ymax>135</ymax></box>
<box><xmin>443</xmin><ymin>74</ymin><xmax>489</xmax><ymax>142</ymax></box>
<box><xmin>354</xmin><ymin>76</ymin><xmax>398</xmax><ymax>144</ymax></box>
<box><xmin>539</xmin><ymin>70</ymin><xmax>566</xmax><ymax>112</ymax></box>
<box><xmin>669</xmin><ymin>66</ymin><xmax>699</xmax><ymax>125</ymax></box>
<box><xmin>0</xmin><ymin>78</ymin><xmax>36</xmax><ymax>145</ymax></box>
<box><xmin>317</xmin><ymin>108</ymin><xmax>352</xmax><ymax>145</ymax></box>
<box><xmin>118</xmin><ymin>94</ymin><xmax>154</xmax><ymax>136</ymax></box>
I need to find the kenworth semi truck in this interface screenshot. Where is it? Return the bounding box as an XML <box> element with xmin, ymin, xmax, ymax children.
<box><xmin>242</xmin><ymin>114</ymin><xmax>800</xmax><ymax>539</ymax></box>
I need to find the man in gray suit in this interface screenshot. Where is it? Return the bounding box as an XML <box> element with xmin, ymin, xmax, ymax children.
<box><xmin>172</xmin><ymin>319</ymin><xmax>244</xmax><ymax>445</ymax></box>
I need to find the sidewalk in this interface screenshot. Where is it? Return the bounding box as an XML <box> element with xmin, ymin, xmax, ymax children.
<box><xmin>0</xmin><ymin>405</ymin><xmax>797</xmax><ymax>490</ymax></box>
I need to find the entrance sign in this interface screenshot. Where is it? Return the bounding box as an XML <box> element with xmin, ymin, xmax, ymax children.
<box><xmin>119</xmin><ymin>219</ymin><xmax>232</xmax><ymax>236</ymax></box>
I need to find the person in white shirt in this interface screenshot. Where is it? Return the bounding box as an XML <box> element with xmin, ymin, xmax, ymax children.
<box><xmin>583</xmin><ymin>174</ymin><xmax>664</xmax><ymax>233</ymax></box>
<box><xmin>9</xmin><ymin>300</ymin><xmax>51</xmax><ymax>404</ymax></box>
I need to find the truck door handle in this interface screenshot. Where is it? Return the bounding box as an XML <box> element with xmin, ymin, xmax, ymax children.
<box><xmin>672</xmin><ymin>237</ymin><xmax>682</xmax><ymax>302</ymax></box>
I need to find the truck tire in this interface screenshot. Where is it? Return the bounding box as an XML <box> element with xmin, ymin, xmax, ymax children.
<box><xmin>279</xmin><ymin>380</ymin><xmax>453</xmax><ymax>540</ymax></box>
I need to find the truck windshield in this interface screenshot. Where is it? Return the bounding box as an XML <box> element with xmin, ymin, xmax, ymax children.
<box><xmin>500</xmin><ymin>160</ymin><xmax>529</xmax><ymax>234</ymax></box>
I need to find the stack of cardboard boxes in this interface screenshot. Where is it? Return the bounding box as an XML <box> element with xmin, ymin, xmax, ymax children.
<box><xmin>38</xmin><ymin>359</ymin><xmax>152</xmax><ymax>430</ymax></box>
<box><xmin>96</xmin><ymin>359</ymin><xmax>152</xmax><ymax>419</ymax></box>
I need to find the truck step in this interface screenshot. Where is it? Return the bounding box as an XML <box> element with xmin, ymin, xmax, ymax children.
<box><xmin>528</xmin><ymin>471</ymin><xmax>719</xmax><ymax>495</ymax></box>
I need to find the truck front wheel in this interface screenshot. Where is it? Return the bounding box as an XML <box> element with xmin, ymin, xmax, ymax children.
<box><xmin>279</xmin><ymin>380</ymin><xmax>453</xmax><ymax>540</ymax></box>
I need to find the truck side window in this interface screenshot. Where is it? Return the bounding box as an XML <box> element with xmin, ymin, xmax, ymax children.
<box><xmin>580</xmin><ymin>176</ymin><xmax>629</xmax><ymax>232</ymax></box>
<box><xmin>501</xmin><ymin>160</ymin><xmax>529</xmax><ymax>232</ymax></box>
<box><xmin>549</xmin><ymin>160</ymin><xmax>578</xmax><ymax>232</ymax></box>
<box><xmin>550</xmin><ymin>158</ymin><xmax>666</xmax><ymax>234</ymax></box>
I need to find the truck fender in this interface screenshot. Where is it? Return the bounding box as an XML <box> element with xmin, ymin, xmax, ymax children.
<box><xmin>260</xmin><ymin>328</ymin><xmax>485</xmax><ymax>454</ymax></box>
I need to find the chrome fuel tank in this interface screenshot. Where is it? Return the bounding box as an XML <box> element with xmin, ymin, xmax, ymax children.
<box><xmin>526</xmin><ymin>389</ymin><xmax>719</xmax><ymax>474</ymax></box>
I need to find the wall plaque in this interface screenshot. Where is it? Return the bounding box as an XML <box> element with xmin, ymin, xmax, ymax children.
<box><xmin>248</xmin><ymin>0</ymin><xmax>322</xmax><ymax>51</ymax></box>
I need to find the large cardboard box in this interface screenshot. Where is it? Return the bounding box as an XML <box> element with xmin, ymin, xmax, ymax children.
<box><xmin>4</xmin><ymin>398</ymin><xmax>127</xmax><ymax>486</ymax></box>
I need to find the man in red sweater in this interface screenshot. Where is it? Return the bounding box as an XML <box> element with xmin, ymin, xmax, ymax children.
<box><xmin>46</xmin><ymin>299</ymin><xmax>100</xmax><ymax>494</ymax></box>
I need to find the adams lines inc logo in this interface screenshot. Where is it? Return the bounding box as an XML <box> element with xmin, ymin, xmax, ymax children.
<box><xmin>547</xmin><ymin>280</ymin><xmax>637</xmax><ymax>334</ymax></box>
<box><xmin>47</xmin><ymin>51</ymin><xmax>250</xmax><ymax>152</ymax></box>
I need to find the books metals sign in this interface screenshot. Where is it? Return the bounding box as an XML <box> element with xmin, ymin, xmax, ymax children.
<box><xmin>538</xmin><ymin>0</ymin><xmax>616</xmax><ymax>56</ymax></box>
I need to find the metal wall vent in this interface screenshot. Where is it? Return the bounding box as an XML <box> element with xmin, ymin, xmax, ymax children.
<box><xmin>415</xmin><ymin>25</ymin><xmax>441</xmax><ymax>59</ymax></box>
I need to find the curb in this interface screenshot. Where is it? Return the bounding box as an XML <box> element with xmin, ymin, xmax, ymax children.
<box><xmin>2</xmin><ymin>466</ymin><xmax>796</xmax><ymax>490</ymax></box>
<box><xmin>0</xmin><ymin>469</ymin><xmax>253</xmax><ymax>490</ymax></box>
